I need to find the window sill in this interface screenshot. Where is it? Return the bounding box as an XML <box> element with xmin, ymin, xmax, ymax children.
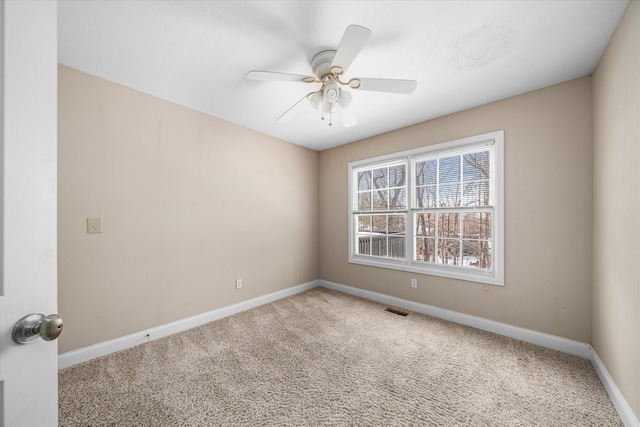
<box><xmin>349</xmin><ymin>256</ymin><xmax>504</xmax><ymax>286</ymax></box>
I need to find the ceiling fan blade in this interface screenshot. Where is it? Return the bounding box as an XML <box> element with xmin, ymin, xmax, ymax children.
<box><xmin>331</xmin><ymin>25</ymin><xmax>372</xmax><ymax>74</ymax></box>
<box><xmin>355</xmin><ymin>78</ymin><xmax>417</xmax><ymax>94</ymax></box>
<box><xmin>247</xmin><ymin>70</ymin><xmax>315</xmax><ymax>83</ymax></box>
<box><xmin>342</xmin><ymin>108</ymin><xmax>357</xmax><ymax>128</ymax></box>
<box><xmin>277</xmin><ymin>93</ymin><xmax>313</xmax><ymax>123</ymax></box>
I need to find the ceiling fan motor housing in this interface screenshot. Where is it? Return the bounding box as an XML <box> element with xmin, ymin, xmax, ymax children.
<box><xmin>311</xmin><ymin>50</ymin><xmax>338</xmax><ymax>79</ymax></box>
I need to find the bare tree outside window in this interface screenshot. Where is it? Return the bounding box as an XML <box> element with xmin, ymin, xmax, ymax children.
<box><xmin>355</xmin><ymin>164</ymin><xmax>406</xmax><ymax>259</ymax></box>
<box><xmin>414</xmin><ymin>150</ymin><xmax>491</xmax><ymax>269</ymax></box>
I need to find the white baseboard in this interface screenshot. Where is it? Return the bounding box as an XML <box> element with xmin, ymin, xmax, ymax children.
<box><xmin>318</xmin><ymin>280</ymin><xmax>591</xmax><ymax>358</ymax></box>
<box><xmin>58</xmin><ymin>280</ymin><xmax>319</xmax><ymax>370</ymax></box>
<box><xmin>318</xmin><ymin>279</ymin><xmax>638</xmax><ymax>426</ymax></box>
<box><xmin>590</xmin><ymin>348</ymin><xmax>640</xmax><ymax>427</ymax></box>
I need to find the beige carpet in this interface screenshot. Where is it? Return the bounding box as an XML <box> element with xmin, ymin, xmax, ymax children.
<box><xmin>59</xmin><ymin>288</ymin><xmax>622</xmax><ymax>426</ymax></box>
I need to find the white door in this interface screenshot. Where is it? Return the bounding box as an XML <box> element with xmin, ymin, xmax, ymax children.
<box><xmin>0</xmin><ymin>1</ymin><xmax>58</xmax><ymax>426</ymax></box>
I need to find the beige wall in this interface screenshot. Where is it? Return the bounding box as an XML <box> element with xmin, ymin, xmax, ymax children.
<box><xmin>319</xmin><ymin>77</ymin><xmax>593</xmax><ymax>343</ymax></box>
<box><xmin>58</xmin><ymin>65</ymin><xmax>319</xmax><ymax>353</ymax></box>
<box><xmin>592</xmin><ymin>1</ymin><xmax>640</xmax><ymax>418</ymax></box>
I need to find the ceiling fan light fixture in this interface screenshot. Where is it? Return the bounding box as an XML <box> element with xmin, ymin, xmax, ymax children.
<box><xmin>324</xmin><ymin>80</ymin><xmax>340</xmax><ymax>102</ymax></box>
<box><xmin>308</xmin><ymin>91</ymin><xmax>323</xmax><ymax>109</ymax></box>
<box><xmin>337</xmin><ymin>89</ymin><xmax>352</xmax><ymax>108</ymax></box>
<box><xmin>326</xmin><ymin>87</ymin><xmax>339</xmax><ymax>101</ymax></box>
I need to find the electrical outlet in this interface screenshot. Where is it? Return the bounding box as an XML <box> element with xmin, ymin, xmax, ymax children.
<box><xmin>235</xmin><ymin>279</ymin><xmax>242</xmax><ymax>289</ymax></box>
<box><xmin>410</xmin><ymin>278</ymin><xmax>418</xmax><ymax>289</ymax></box>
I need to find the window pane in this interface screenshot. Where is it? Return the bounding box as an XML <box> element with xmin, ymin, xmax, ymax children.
<box><xmin>439</xmin><ymin>156</ymin><xmax>460</xmax><ymax>183</ymax></box>
<box><xmin>389</xmin><ymin>188</ymin><xmax>406</xmax><ymax>209</ymax></box>
<box><xmin>438</xmin><ymin>239</ymin><xmax>460</xmax><ymax>265</ymax></box>
<box><xmin>415</xmin><ymin>213</ymin><xmax>435</xmax><ymax>237</ymax></box>
<box><xmin>388</xmin><ymin>214</ymin><xmax>406</xmax><ymax>234</ymax></box>
<box><xmin>416</xmin><ymin>185</ymin><xmax>436</xmax><ymax>208</ymax></box>
<box><xmin>358</xmin><ymin>236</ymin><xmax>371</xmax><ymax>255</ymax></box>
<box><xmin>463</xmin><ymin>180</ymin><xmax>490</xmax><ymax>207</ymax></box>
<box><xmin>438</xmin><ymin>182</ymin><xmax>461</xmax><ymax>207</ymax></box>
<box><xmin>358</xmin><ymin>170</ymin><xmax>372</xmax><ymax>191</ymax></box>
<box><xmin>352</xmin><ymin>162</ymin><xmax>409</xmax><ymax>263</ymax></box>
<box><xmin>388</xmin><ymin>236</ymin><xmax>405</xmax><ymax>259</ymax></box>
<box><xmin>372</xmin><ymin>215</ymin><xmax>387</xmax><ymax>233</ymax></box>
<box><xmin>389</xmin><ymin>164</ymin><xmax>406</xmax><ymax>187</ymax></box>
<box><xmin>463</xmin><ymin>212</ymin><xmax>492</xmax><ymax>239</ymax></box>
<box><xmin>358</xmin><ymin>192</ymin><xmax>371</xmax><ymax>211</ymax></box>
<box><xmin>439</xmin><ymin>213</ymin><xmax>460</xmax><ymax>238</ymax></box>
<box><xmin>357</xmin><ymin>215</ymin><xmax>371</xmax><ymax>232</ymax></box>
<box><xmin>416</xmin><ymin>237</ymin><xmax>435</xmax><ymax>262</ymax></box>
<box><xmin>373</xmin><ymin>190</ymin><xmax>389</xmax><ymax>210</ymax></box>
<box><xmin>462</xmin><ymin>240</ymin><xmax>491</xmax><ymax>269</ymax></box>
<box><xmin>463</xmin><ymin>151</ymin><xmax>490</xmax><ymax>180</ymax></box>
<box><xmin>372</xmin><ymin>168</ymin><xmax>388</xmax><ymax>189</ymax></box>
<box><xmin>371</xmin><ymin>236</ymin><xmax>387</xmax><ymax>256</ymax></box>
<box><xmin>415</xmin><ymin>159</ymin><xmax>437</xmax><ymax>185</ymax></box>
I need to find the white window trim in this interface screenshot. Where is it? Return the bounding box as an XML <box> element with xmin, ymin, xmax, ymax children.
<box><xmin>348</xmin><ymin>130</ymin><xmax>504</xmax><ymax>286</ymax></box>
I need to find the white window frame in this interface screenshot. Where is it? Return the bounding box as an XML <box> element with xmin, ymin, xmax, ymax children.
<box><xmin>348</xmin><ymin>130</ymin><xmax>504</xmax><ymax>286</ymax></box>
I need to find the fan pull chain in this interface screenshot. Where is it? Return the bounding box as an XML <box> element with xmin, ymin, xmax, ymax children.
<box><xmin>318</xmin><ymin>90</ymin><xmax>332</xmax><ymax>126</ymax></box>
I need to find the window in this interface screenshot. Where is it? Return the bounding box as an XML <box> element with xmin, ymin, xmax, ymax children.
<box><xmin>348</xmin><ymin>131</ymin><xmax>504</xmax><ymax>286</ymax></box>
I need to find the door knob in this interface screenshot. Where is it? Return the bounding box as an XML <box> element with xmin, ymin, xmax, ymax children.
<box><xmin>12</xmin><ymin>313</ymin><xmax>63</xmax><ymax>345</ymax></box>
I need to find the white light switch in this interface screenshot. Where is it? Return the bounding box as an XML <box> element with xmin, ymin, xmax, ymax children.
<box><xmin>87</xmin><ymin>217</ymin><xmax>102</xmax><ymax>234</ymax></box>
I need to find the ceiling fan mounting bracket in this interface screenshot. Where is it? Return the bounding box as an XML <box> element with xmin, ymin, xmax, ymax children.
<box><xmin>311</xmin><ymin>50</ymin><xmax>337</xmax><ymax>80</ymax></box>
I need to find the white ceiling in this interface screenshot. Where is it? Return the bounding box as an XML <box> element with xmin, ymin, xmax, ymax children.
<box><xmin>58</xmin><ymin>1</ymin><xmax>628</xmax><ymax>151</ymax></box>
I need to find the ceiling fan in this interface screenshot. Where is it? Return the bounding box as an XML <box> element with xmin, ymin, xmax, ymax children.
<box><xmin>246</xmin><ymin>25</ymin><xmax>418</xmax><ymax>127</ymax></box>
